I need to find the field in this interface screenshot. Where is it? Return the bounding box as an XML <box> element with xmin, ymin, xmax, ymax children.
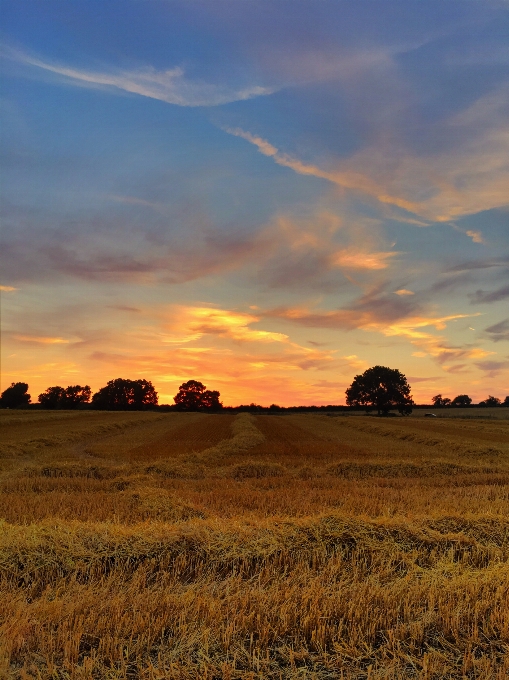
<box><xmin>1</xmin><ymin>410</ymin><xmax>509</xmax><ymax>679</ymax></box>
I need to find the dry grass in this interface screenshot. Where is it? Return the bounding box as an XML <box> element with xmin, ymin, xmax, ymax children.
<box><xmin>1</xmin><ymin>411</ymin><xmax>508</xmax><ymax>679</ymax></box>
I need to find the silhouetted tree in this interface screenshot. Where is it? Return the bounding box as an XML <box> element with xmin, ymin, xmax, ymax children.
<box><xmin>482</xmin><ymin>395</ymin><xmax>501</xmax><ymax>407</ymax></box>
<box><xmin>38</xmin><ymin>386</ymin><xmax>66</xmax><ymax>409</ymax></box>
<box><xmin>431</xmin><ymin>394</ymin><xmax>451</xmax><ymax>407</ymax></box>
<box><xmin>92</xmin><ymin>378</ymin><xmax>158</xmax><ymax>410</ymax></box>
<box><xmin>201</xmin><ymin>390</ymin><xmax>222</xmax><ymax>410</ymax></box>
<box><xmin>39</xmin><ymin>384</ymin><xmax>92</xmax><ymax>409</ymax></box>
<box><xmin>173</xmin><ymin>380</ymin><xmax>222</xmax><ymax>411</ymax></box>
<box><xmin>64</xmin><ymin>385</ymin><xmax>91</xmax><ymax>408</ymax></box>
<box><xmin>346</xmin><ymin>366</ymin><xmax>413</xmax><ymax>415</ymax></box>
<box><xmin>451</xmin><ymin>394</ymin><xmax>472</xmax><ymax>407</ymax></box>
<box><xmin>503</xmin><ymin>396</ymin><xmax>509</xmax><ymax>407</ymax></box>
<box><xmin>0</xmin><ymin>382</ymin><xmax>31</xmax><ymax>408</ymax></box>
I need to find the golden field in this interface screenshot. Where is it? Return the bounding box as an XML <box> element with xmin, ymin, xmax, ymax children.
<box><xmin>1</xmin><ymin>410</ymin><xmax>509</xmax><ymax>679</ymax></box>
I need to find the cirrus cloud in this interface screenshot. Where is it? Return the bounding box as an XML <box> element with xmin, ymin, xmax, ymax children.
<box><xmin>4</xmin><ymin>47</ymin><xmax>275</xmax><ymax>107</ymax></box>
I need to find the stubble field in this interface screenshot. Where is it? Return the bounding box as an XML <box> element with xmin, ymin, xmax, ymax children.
<box><xmin>1</xmin><ymin>410</ymin><xmax>508</xmax><ymax>679</ymax></box>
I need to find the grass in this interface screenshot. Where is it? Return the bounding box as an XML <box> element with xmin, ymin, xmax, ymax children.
<box><xmin>1</xmin><ymin>410</ymin><xmax>508</xmax><ymax>678</ymax></box>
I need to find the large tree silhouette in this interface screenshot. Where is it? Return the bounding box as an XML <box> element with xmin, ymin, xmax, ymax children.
<box><xmin>451</xmin><ymin>394</ymin><xmax>472</xmax><ymax>407</ymax></box>
<box><xmin>480</xmin><ymin>395</ymin><xmax>501</xmax><ymax>407</ymax></box>
<box><xmin>0</xmin><ymin>382</ymin><xmax>31</xmax><ymax>408</ymax></box>
<box><xmin>174</xmin><ymin>380</ymin><xmax>222</xmax><ymax>411</ymax></box>
<box><xmin>64</xmin><ymin>385</ymin><xmax>92</xmax><ymax>408</ymax></box>
<box><xmin>346</xmin><ymin>366</ymin><xmax>413</xmax><ymax>415</ymax></box>
<box><xmin>38</xmin><ymin>386</ymin><xmax>66</xmax><ymax>409</ymax></box>
<box><xmin>39</xmin><ymin>385</ymin><xmax>91</xmax><ymax>409</ymax></box>
<box><xmin>92</xmin><ymin>378</ymin><xmax>158</xmax><ymax>410</ymax></box>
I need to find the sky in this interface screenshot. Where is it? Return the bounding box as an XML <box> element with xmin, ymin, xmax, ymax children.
<box><xmin>1</xmin><ymin>0</ymin><xmax>508</xmax><ymax>406</ymax></box>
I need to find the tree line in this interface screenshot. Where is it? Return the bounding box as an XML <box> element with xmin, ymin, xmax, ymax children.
<box><xmin>0</xmin><ymin>379</ymin><xmax>221</xmax><ymax>411</ymax></box>
<box><xmin>1</xmin><ymin>367</ymin><xmax>508</xmax><ymax>412</ymax></box>
<box><xmin>432</xmin><ymin>393</ymin><xmax>507</xmax><ymax>407</ymax></box>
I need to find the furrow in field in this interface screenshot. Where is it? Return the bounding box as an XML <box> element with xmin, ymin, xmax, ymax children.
<box><xmin>338</xmin><ymin>417</ymin><xmax>508</xmax><ymax>457</ymax></box>
<box><xmin>289</xmin><ymin>414</ymin><xmax>509</xmax><ymax>462</ymax></box>
<box><xmin>375</xmin><ymin>415</ymin><xmax>509</xmax><ymax>445</ymax></box>
<box><xmin>125</xmin><ymin>414</ymin><xmax>235</xmax><ymax>462</ymax></box>
<box><xmin>0</xmin><ymin>412</ymin><xmax>168</xmax><ymax>458</ymax></box>
<box><xmin>245</xmin><ymin>415</ymin><xmax>367</xmax><ymax>465</ymax></box>
<box><xmin>192</xmin><ymin>413</ymin><xmax>266</xmax><ymax>464</ymax></box>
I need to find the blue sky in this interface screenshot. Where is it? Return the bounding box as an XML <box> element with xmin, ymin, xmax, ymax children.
<box><xmin>1</xmin><ymin>0</ymin><xmax>508</xmax><ymax>405</ymax></box>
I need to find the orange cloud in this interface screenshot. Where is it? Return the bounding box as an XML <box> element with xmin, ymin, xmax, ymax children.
<box><xmin>0</xmin><ymin>285</ymin><xmax>17</xmax><ymax>292</ymax></box>
<box><xmin>465</xmin><ymin>230</ymin><xmax>484</xmax><ymax>244</ymax></box>
<box><xmin>266</xmin><ymin>305</ymin><xmax>492</xmax><ymax>368</ymax></box>
<box><xmin>12</xmin><ymin>335</ymin><xmax>70</xmax><ymax>344</ymax></box>
<box><xmin>253</xmin><ymin>211</ymin><xmax>400</xmax><ymax>288</ymax></box>
<box><xmin>165</xmin><ymin>306</ymin><xmax>289</xmax><ymax>344</ymax></box>
<box><xmin>377</xmin><ymin>314</ymin><xmax>495</xmax><ymax>364</ymax></box>
<box><xmin>329</xmin><ymin>248</ymin><xmax>398</xmax><ymax>270</ymax></box>
<box><xmin>342</xmin><ymin>354</ymin><xmax>369</xmax><ymax>372</ymax></box>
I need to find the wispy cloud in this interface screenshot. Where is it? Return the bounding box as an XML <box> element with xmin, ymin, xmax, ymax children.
<box><xmin>1</xmin><ymin>204</ymin><xmax>400</xmax><ymax>290</ymax></box>
<box><xmin>0</xmin><ymin>285</ymin><xmax>17</xmax><ymax>292</ymax></box>
<box><xmin>107</xmin><ymin>305</ymin><xmax>142</xmax><ymax>313</ymax></box>
<box><xmin>166</xmin><ymin>306</ymin><xmax>289</xmax><ymax>344</ymax></box>
<box><xmin>1</xmin><ymin>228</ymin><xmax>274</xmax><ymax>285</ymax></box>
<box><xmin>5</xmin><ymin>47</ymin><xmax>275</xmax><ymax>107</ymax></box>
<box><xmin>224</xmin><ymin>127</ymin><xmax>421</xmax><ymax>214</ymax></box>
<box><xmin>485</xmin><ymin>318</ymin><xmax>509</xmax><ymax>342</ymax></box>
<box><xmin>470</xmin><ymin>284</ymin><xmax>509</xmax><ymax>304</ymax></box>
<box><xmin>447</xmin><ymin>256</ymin><xmax>509</xmax><ymax>272</ymax></box>
<box><xmin>465</xmin><ymin>230</ymin><xmax>485</xmax><ymax>244</ymax></box>
<box><xmin>251</xmin><ymin>211</ymin><xmax>400</xmax><ymax>289</ymax></box>
<box><xmin>329</xmin><ymin>248</ymin><xmax>398</xmax><ymax>270</ymax></box>
<box><xmin>349</xmin><ymin>85</ymin><xmax>509</xmax><ymax>222</ymax></box>
<box><xmin>474</xmin><ymin>360</ymin><xmax>508</xmax><ymax>379</ymax></box>
<box><xmin>224</xmin><ymin>81</ymin><xmax>509</xmax><ymax>223</ymax></box>
<box><xmin>12</xmin><ymin>334</ymin><xmax>70</xmax><ymax>344</ymax></box>
<box><xmin>265</xmin><ymin>303</ymin><xmax>489</xmax><ymax>368</ymax></box>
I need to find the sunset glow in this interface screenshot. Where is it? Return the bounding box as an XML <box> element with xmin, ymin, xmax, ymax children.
<box><xmin>1</xmin><ymin>1</ymin><xmax>508</xmax><ymax>405</ymax></box>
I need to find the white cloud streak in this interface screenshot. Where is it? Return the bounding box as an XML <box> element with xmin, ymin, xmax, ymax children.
<box><xmin>5</xmin><ymin>48</ymin><xmax>275</xmax><ymax>107</ymax></box>
<box><xmin>224</xmin><ymin>127</ymin><xmax>421</xmax><ymax>214</ymax></box>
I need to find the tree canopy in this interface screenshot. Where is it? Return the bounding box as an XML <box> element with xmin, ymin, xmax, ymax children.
<box><xmin>173</xmin><ymin>380</ymin><xmax>222</xmax><ymax>411</ymax></box>
<box><xmin>479</xmin><ymin>395</ymin><xmax>501</xmax><ymax>407</ymax></box>
<box><xmin>91</xmin><ymin>378</ymin><xmax>158</xmax><ymax>410</ymax></box>
<box><xmin>431</xmin><ymin>394</ymin><xmax>451</xmax><ymax>407</ymax></box>
<box><xmin>451</xmin><ymin>394</ymin><xmax>472</xmax><ymax>407</ymax></box>
<box><xmin>0</xmin><ymin>382</ymin><xmax>31</xmax><ymax>408</ymax></box>
<box><xmin>345</xmin><ymin>366</ymin><xmax>413</xmax><ymax>415</ymax></box>
<box><xmin>38</xmin><ymin>386</ymin><xmax>66</xmax><ymax>409</ymax></box>
<box><xmin>38</xmin><ymin>385</ymin><xmax>91</xmax><ymax>409</ymax></box>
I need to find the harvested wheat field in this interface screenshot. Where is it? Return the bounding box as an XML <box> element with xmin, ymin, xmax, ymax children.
<box><xmin>1</xmin><ymin>411</ymin><xmax>509</xmax><ymax>679</ymax></box>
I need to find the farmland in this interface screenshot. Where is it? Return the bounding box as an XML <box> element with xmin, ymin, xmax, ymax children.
<box><xmin>1</xmin><ymin>410</ymin><xmax>509</xmax><ymax>679</ymax></box>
